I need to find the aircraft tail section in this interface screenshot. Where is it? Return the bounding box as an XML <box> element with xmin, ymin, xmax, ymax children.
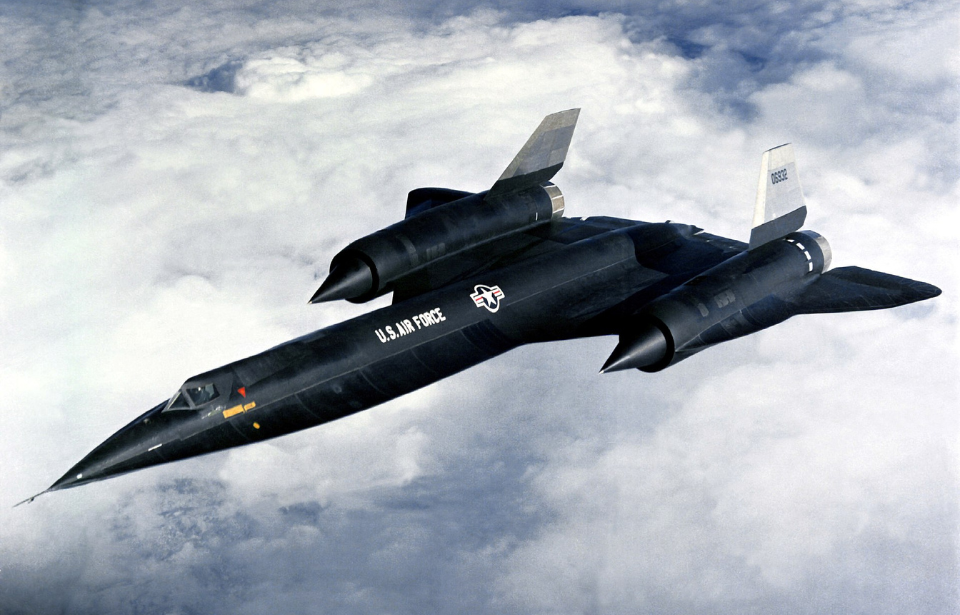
<box><xmin>788</xmin><ymin>266</ymin><xmax>941</xmax><ymax>314</ymax></box>
<box><xmin>487</xmin><ymin>108</ymin><xmax>580</xmax><ymax>198</ymax></box>
<box><xmin>749</xmin><ymin>144</ymin><xmax>807</xmax><ymax>250</ymax></box>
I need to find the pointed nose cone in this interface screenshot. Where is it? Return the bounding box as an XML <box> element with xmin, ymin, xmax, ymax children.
<box><xmin>47</xmin><ymin>401</ymin><xmax>173</xmax><ymax>492</ymax></box>
<box><xmin>309</xmin><ymin>258</ymin><xmax>374</xmax><ymax>303</ymax></box>
<box><xmin>48</xmin><ymin>447</ymin><xmax>148</xmax><ymax>491</ymax></box>
<box><xmin>49</xmin><ymin>466</ymin><xmax>94</xmax><ymax>491</ymax></box>
<box><xmin>601</xmin><ymin>325</ymin><xmax>669</xmax><ymax>373</ymax></box>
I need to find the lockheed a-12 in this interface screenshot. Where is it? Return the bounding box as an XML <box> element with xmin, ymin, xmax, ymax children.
<box><xmin>22</xmin><ymin>109</ymin><xmax>940</xmax><ymax>504</ymax></box>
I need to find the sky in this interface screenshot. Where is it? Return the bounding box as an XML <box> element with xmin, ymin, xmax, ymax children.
<box><xmin>0</xmin><ymin>1</ymin><xmax>957</xmax><ymax>613</ymax></box>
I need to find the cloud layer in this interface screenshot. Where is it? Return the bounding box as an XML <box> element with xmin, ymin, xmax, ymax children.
<box><xmin>1</xmin><ymin>2</ymin><xmax>956</xmax><ymax>613</ymax></box>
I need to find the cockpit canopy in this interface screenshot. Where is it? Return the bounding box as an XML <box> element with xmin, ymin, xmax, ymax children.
<box><xmin>164</xmin><ymin>370</ymin><xmax>234</xmax><ymax>412</ymax></box>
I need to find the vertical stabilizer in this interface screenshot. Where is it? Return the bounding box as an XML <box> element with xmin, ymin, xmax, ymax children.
<box><xmin>749</xmin><ymin>144</ymin><xmax>807</xmax><ymax>249</ymax></box>
<box><xmin>487</xmin><ymin>109</ymin><xmax>580</xmax><ymax>198</ymax></box>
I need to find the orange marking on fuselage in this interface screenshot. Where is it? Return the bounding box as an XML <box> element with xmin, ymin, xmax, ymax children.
<box><xmin>222</xmin><ymin>405</ymin><xmax>244</xmax><ymax>419</ymax></box>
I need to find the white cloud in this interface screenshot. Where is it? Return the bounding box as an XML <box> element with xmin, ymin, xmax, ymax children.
<box><xmin>496</xmin><ymin>315</ymin><xmax>956</xmax><ymax>613</ymax></box>
<box><xmin>0</xmin><ymin>3</ymin><xmax>955</xmax><ymax>614</ymax></box>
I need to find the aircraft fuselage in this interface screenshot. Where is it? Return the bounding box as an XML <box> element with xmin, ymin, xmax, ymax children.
<box><xmin>50</xmin><ymin>220</ymin><xmax>732</xmax><ymax>490</ymax></box>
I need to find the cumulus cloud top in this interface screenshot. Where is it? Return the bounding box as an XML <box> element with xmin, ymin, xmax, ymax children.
<box><xmin>0</xmin><ymin>2</ymin><xmax>956</xmax><ymax>614</ymax></box>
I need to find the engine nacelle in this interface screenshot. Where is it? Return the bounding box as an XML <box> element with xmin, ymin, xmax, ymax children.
<box><xmin>311</xmin><ymin>183</ymin><xmax>564</xmax><ymax>303</ymax></box>
<box><xmin>602</xmin><ymin>231</ymin><xmax>831</xmax><ymax>372</ymax></box>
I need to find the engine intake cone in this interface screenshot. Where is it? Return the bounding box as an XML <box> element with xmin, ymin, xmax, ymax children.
<box><xmin>310</xmin><ymin>258</ymin><xmax>374</xmax><ymax>303</ymax></box>
<box><xmin>601</xmin><ymin>325</ymin><xmax>668</xmax><ymax>373</ymax></box>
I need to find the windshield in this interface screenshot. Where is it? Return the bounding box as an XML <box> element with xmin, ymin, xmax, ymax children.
<box><xmin>165</xmin><ymin>391</ymin><xmax>191</xmax><ymax>411</ymax></box>
<box><xmin>163</xmin><ymin>382</ymin><xmax>220</xmax><ymax>412</ymax></box>
<box><xmin>185</xmin><ymin>383</ymin><xmax>219</xmax><ymax>406</ymax></box>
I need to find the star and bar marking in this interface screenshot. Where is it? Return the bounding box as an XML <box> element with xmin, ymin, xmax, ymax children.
<box><xmin>470</xmin><ymin>284</ymin><xmax>504</xmax><ymax>313</ymax></box>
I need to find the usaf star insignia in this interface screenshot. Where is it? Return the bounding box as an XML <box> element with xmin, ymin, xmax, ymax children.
<box><xmin>470</xmin><ymin>284</ymin><xmax>504</xmax><ymax>313</ymax></box>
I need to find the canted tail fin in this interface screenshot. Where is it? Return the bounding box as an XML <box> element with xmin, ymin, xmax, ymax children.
<box><xmin>402</xmin><ymin>110</ymin><xmax>579</xmax><ymax>218</ymax></box>
<box><xmin>487</xmin><ymin>108</ymin><xmax>580</xmax><ymax>198</ymax></box>
<box><xmin>749</xmin><ymin>143</ymin><xmax>807</xmax><ymax>249</ymax></box>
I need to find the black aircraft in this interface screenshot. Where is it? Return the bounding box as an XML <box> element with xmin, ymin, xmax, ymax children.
<box><xmin>23</xmin><ymin>109</ymin><xmax>940</xmax><ymax>504</ymax></box>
